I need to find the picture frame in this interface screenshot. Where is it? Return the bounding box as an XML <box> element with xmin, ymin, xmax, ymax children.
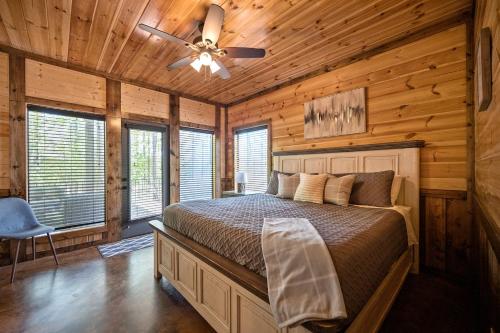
<box><xmin>476</xmin><ymin>27</ymin><xmax>492</xmax><ymax>112</ymax></box>
<box><xmin>304</xmin><ymin>87</ymin><xmax>366</xmax><ymax>139</ymax></box>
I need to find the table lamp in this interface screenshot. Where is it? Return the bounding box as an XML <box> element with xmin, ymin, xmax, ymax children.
<box><xmin>235</xmin><ymin>172</ymin><xmax>248</xmax><ymax>193</ymax></box>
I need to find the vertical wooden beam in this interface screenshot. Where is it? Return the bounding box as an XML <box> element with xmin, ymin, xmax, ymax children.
<box><xmin>9</xmin><ymin>54</ymin><xmax>25</xmax><ymax>198</ymax></box>
<box><xmin>223</xmin><ymin>105</ymin><xmax>230</xmax><ymax>191</ymax></box>
<box><xmin>214</xmin><ymin>104</ymin><xmax>222</xmax><ymax>198</ymax></box>
<box><xmin>106</xmin><ymin>79</ymin><xmax>122</xmax><ymax>242</ymax></box>
<box><xmin>9</xmin><ymin>54</ymin><xmax>26</xmax><ymax>262</ymax></box>
<box><xmin>169</xmin><ymin>94</ymin><xmax>180</xmax><ymax>203</ymax></box>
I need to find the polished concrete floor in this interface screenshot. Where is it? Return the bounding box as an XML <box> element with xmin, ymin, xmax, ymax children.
<box><xmin>0</xmin><ymin>247</ymin><xmax>476</xmax><ymax>333</ymax></box>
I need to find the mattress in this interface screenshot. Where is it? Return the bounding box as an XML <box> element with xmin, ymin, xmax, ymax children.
<box><xmin>163</xmin><ymin>194</ymin><xmax>408</xmax><ymax>330</ymax></box>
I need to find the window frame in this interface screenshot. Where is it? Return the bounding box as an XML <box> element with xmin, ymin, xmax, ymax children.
<box><xmin>26</xmin><ymin>104</ymin><xmax>106</xmax><ymax>230</ymax></box>
<box><xmin>179</xmin><ymin>126</ymin><xmax>216</xmax><ymax>202</ymax></box>
<box><xmin>233</xmin><ymin>120</ymin><xmax>272</xmax><ymax>192</ymax></box>
<box><xmin>121</xmin><ymin>120</ymin><xmax>169</xmax><ymax>224</ymax></box>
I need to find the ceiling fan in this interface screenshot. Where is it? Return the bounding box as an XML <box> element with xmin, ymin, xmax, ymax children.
<box><xmin>138</xmin><ymin>4</ymin><xmax>265</xmax><ymax>80</ymax></box>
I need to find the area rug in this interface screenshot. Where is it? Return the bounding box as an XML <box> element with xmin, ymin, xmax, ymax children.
<box><xmin>98</xmin><ymin>233</ymin><xmax>153</xmax><ymax>258</ymax></box>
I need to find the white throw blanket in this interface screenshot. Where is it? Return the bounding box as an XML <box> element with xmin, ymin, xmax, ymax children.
<box><xmin>261</xmin><ymin>218</ymin><xmax>347</xmax><ymax>328</ymax></box>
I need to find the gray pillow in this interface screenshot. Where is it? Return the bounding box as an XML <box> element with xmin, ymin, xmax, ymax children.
<box><xmin>335</xmin><ymin>170</ymin><xmax>395</xmax><ymax>207</ymax></box>
<box><xmin>266</xmin><ymin>170</ymin><xmax>294</xmax><ymax>195</ymax></box>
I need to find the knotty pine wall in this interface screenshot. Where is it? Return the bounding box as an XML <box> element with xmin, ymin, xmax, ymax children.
<box><xmin>0</xmin><ymin>53</ymin><xmax>220</xmax><ymax>265</ymax></box>
<box><xmin>474</xmin><ymin>1</ymin><xmax>499</xmax><ymax>332</ymax></box>
<box><xmin>227</xmin><ymin>24</ymin><xmax>472</xmax><ymax>277</ymax></box>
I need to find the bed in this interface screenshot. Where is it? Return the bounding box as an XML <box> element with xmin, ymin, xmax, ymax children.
<box><xmin>150</xmin><ymin>142</ymin><xmax>422</xmax><ymax>333</ymax></box>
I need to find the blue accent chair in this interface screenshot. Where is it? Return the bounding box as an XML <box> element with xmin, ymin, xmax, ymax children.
<box><xmin>0</xmin><ymin>197</ymin><xmax>59</xmax><ymax>283</ymax></box>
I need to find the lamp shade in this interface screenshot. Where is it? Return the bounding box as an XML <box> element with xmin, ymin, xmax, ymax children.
<box><xmin>235</xmin><ymin>171</ymin><xmax>248</xmax><ymax>184</ymax></box>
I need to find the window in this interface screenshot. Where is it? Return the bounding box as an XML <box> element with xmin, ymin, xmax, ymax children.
<box><xmin>27</xmin><ymin>106</ymin><xmax>105</xmax><ymax>230</ymax></box>
<box><xmin>179</xmin><ymin>128</ymin><xmax>214</xmax><ymax>202</ymax></box>
<box><xmin>234</xmin><ymin>125</ymin><xmax>269</xmax><ymax>193</ymax></box>
<box><xmin>125</xmin><ymin>126</ymin><xmax>167</xmax><ymax>222</ymax></box>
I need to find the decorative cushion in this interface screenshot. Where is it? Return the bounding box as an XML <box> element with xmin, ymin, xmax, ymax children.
<box><xmin>391</xmin><ymin>175</ymin><xmax>404</xmax><ymax>206</ymax></box>
<box><xmin>324</xmin><ymin>174</ymin><xmax>356</xmax><ymax>206</ymax></box>
<box><xmin>276</xmin><ymin>173</ymin><xmax>300</xmax><ymax>199</ymax></box>
<box><xmin>294</xmin><ymin>173</ymin><xmax>329</xmax><ymax>204</ymax></box>
<box><xmin>266</xmin><ymin>170</ymin><xmax>294</xmax><ymax>195</ymax></box>
<box><xmin>336</xmin><ymin>170</ymin><xmax>395</xmax><ymax>207</ymax></box>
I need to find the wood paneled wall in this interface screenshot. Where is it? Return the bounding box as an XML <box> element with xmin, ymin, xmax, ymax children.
<box><xmin>25</xmin><ymin>59</ymin><xmax>106</xmax><ymax>109</ymax></box>
<box><xmin>474</xmin><ymin>1</ymin><xmax>500</xmax><ymax>332</ymax></box>
<box><xmin>0</xmin><ymin>52</ymin><xmax>8</xmax><ymax>197</ymax></box>
<box><xmin>180</xmin><ymin>97</ymin><xmax>216</xmax><ymax>128</ymax></box>
<box><xmin>0</xmin><ymin>53</ymin><xmax>220</xmax><ymax>266</ymax></box>
<box><xmin>227</xmin><ymin>25</ymin><xmax>469</xmax><ymax>193</ymax></box>
<box><xmin>121</xmin><ymin>83</ymin><xmax>169</xmax><ymax>120</ymax></box>
<box><xmin>421</xmin><ymin>190</ymin><xmax>470</xmax><ymax>279</ymax></box>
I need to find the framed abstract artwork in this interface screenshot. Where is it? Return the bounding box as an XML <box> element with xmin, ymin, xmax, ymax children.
<box><xmin>304</xmin><ymin>87</ymin><xmax>366</xmax><ymax>139</ymax></box>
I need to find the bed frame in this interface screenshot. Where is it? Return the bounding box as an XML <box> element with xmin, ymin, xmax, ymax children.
<box><xmin>151</xmin><ymin>141</ymin><xmax>422</xmax><ymax>333</ymax></box>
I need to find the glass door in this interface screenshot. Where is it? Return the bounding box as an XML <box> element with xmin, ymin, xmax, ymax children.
<box><xmin>123</xmin><ymin>124</ymin><xmax>168</xmax><ymax>229</ymax></box>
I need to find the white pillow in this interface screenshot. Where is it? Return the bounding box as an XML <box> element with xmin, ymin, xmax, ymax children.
<box><xmin>391</xmin><ymin>175</ymin><xmax>404</xmax><ymax>206</ymax></box>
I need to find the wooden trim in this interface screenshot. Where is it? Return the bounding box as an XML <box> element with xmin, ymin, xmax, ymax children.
<box><xmin>465</xmin><ymin>15</ymin><xmax>475</xmax><ymax>243</ymax></box>
<box><xmin>105</xmin><ymin>79</ymin><xmax>122</xmax><ymax>242</ymax></box>
<box><xmin>272</xmin><ymin>140</ymin><xmax>425</xmax><ymax>156</ymax></box>
<box><xmin>121</xmin><ymin>112</ymin><xmax>169</xmax><ymax>125</ymax></box>
<box><xmin>169</xmin><ymin>95</ymin><xmax>180</xmax><ymax>204</ymax></box>
<box><xmin>227</xmin><ymin>14</ymin><xmax>470</xmax><ymax>107</ymax></box>
<box><xmin>224</xmin><ymin>106</ymin><xmax>229</xmax><ymax>179</ymax></box>
<box><xmin>9</xmin><ymin>54</ymin><xmax>26</xmax><ymax>199</ymax></box>
<box><xmin>420</xmin><ymin>189</ymin><xmax>467</xmax><ymax>200</ymax></box>
<box><xmin>474</xmin><ymin>194</ymin><xmax>500</xmax><ymax>259</ymax></box>
<box><xmin>25</xmin><ymin>96</ymin><xmax>106</xmax><ymax>115</ymax></box>
<box><xmin>50</xmin><ymin>224</ymin><xmax>107</xmax><ymax>237</ymax></box>
<box><xmin>179</xmin><ymin>121</ymin><xmax>215</xmax><ymax>132</ymax></box>
<box><xmin>345</xmin><ymin>251</ymin><xmax>411</xmax><ymax>333</ymax></box>
<box><xmin>214</xmin><ymin>104</ymin><xmax>222</xmax><ymax>198</ymax></box>
<box><xmin>0</xmin><ymin>43</ymin><xmax>219</xmax><ymax>106</ymax></box>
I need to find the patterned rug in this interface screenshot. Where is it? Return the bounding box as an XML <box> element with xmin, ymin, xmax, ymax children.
<box><xmin>98</xmin><ymin>233</ymin><xmax>153</xmax><ymax>258</ymax></box>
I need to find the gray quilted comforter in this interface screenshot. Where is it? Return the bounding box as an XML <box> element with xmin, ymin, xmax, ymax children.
<box><xmin>163</xmin><ymin>194</ymin><xmax>407</xmax><ymax>329</ymax></box>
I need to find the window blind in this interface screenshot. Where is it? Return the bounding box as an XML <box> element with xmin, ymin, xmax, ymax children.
<box><xmin>179</xmin><ymin>128</ymin><xmax>214</xmax><ymax>202</ymax></box>
<box><xmin>27</xmin><ymin>106</ymin><xmax>105</xmax><ymax>230</ymax></box>
<box><xmin>234</xmin><ymin>125</ymin><xmax>269</xmax><ymax>193</ymax></box>
<box><xmin>128</xmin><ymin>128</ymin><xmax>164</xmax><ymax>221</ymax></box>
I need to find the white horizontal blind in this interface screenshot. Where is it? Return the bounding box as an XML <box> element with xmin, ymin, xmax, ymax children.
<box><xmin>27</xmin><ymin>107</ymin><xmax>105</xmax><ymax>230</ymax></box>
<box><xmin>235</xmin><ymin>126</ymin><xmax>269</xmax><ymax>193</ymax></box>
<box><xmin>180</xmin><ymin>128</ymin><xmax>214</xmax><ymax>202</ymax></box>
<box><xmin>129</xmin><ymin>128</ymin><xmax>164</xmax><ymax>221</ymax></box>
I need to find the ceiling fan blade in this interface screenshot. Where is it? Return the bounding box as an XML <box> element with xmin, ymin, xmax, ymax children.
<box><xmin>224</xmin><ymin>47</ymin><xmax>266</xmax><ymax>58</ymax></box>
<box><xmin>167</xmin><ymin>56</ymin><xmax>194</xmax><ymax>70</ymax></box>
<box><xmin>214</xmin><ymin>59</ymin><xmax>230</xmax><ymax>80</ymax></box>
<box><xmin>202</xmin><ymin>4</ymin><xmax>224</xmax><ymax>45</ymax></box>
<box><xmin>139</xmin><ymin>23</ymin><xmax>198</xmax><ymax>50</ymax></box>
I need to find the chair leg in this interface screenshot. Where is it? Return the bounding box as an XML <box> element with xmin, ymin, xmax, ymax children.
<box><xmin>47</xmin><ymin>233</ymin><xmax>59</xmax><ymax>265</ymax></box>
<box><xmin>10</xmin><ymin>240</ymin><xmax>21</xmax><ymax>283</ymax></box>
<box><xmin>32</xmin><ymin>237</ymin><xmax>36</xmax><ymax>261</ymax></box>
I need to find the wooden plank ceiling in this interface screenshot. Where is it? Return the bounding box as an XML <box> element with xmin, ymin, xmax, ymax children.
<box><xmin>0</xmin><ymin>0</ymin><xmax>471</xmax><ymax>105</ymax></box>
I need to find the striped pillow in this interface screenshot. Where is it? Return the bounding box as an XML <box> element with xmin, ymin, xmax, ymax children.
<box><xmin>266</xmin><ymin>170</ymin><xmax>294</xmax><ymax>195</ymax></box>
<box><xmin>324</xmin><ymin>174</ymin><xmax>356</xmax><ymax>206</ymax></box>
<box><xmin>276</xmin><ymin>173</ymin><xmax>300</xmax><ymax>199</ymax></box>
<box><xmin>294</xmin><ymin>173</ymin><xmax>329</xmax><ymax>204</ymax></box>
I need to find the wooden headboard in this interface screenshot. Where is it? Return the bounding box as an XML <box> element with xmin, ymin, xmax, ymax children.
<box><xmin>273</xmin><ymin>140</ymin><xmax>423</xmax><ymax>272</ymax></box>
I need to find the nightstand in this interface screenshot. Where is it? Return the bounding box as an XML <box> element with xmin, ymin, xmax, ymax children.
<box><xmin>222</xmin><ymin>190</ymin><xmax>260</xmax><ymax>198</ymax></box>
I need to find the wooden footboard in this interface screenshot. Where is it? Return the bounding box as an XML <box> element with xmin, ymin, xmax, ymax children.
<box><xmin>151</xmin><ymin>221</ymin><xmax>412</xmax><ymax>333</ymax></box>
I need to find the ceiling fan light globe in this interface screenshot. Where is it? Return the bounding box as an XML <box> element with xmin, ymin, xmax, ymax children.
<box><xmin>190</xmin><ymin>58</ymin><xmax>202</xmax><ymax>72</ymax></box>
<box><xmin>199</xmin><ymin>52</ymin><xmax>212</xmax><ymax>66</ymax></box>
<box><xmin>209</xmin><ymin>60</ymin><xmax>220</xmax><ymax>74</ymax></box>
